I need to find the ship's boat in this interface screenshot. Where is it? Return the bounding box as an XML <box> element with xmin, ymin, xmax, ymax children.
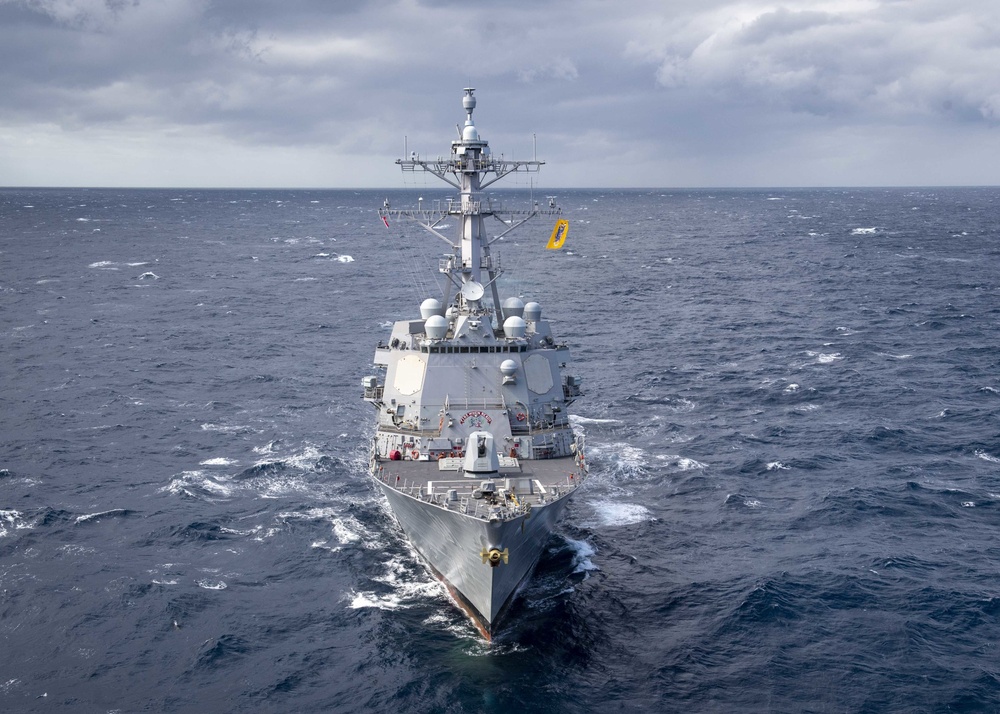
<box><xmin>363</xmin><ymin>89</ymin><xmax>586</xmax><ymax>639</ymax></box>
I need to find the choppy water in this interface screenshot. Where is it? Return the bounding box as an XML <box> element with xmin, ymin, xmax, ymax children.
<box><xmin>3</xmin><ymin>186</ymin><xmax>1000</xmax><ymax>712</ymax></box>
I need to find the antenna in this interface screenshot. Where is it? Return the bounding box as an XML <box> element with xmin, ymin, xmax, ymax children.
<box><xmin>533</xmin><ymin>133</ymin><xmax>537</xmax><ymax>162</ymax></box>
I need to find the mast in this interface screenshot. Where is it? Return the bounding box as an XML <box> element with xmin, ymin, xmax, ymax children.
<box><xmin>380</xmin><ymin>88</ymin><xmax>560</xmax><ymax>327</ymax></box>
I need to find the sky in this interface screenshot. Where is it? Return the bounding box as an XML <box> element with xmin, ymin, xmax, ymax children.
<box><xmin>2</xmin><ymin>0</ymin><xmax>1000</xmax><ymax>188</ymax></box>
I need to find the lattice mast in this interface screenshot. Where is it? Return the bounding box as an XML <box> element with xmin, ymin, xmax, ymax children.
<box><xmin>379</xmin><ymin>88</ymin><xmax>561</xmax><ymax>326</ymax></box>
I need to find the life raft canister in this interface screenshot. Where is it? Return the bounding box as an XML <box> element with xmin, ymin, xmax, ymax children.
<box><xmin>389</xmin><ymin>449</ymin><xmax>402</xmax><ymax>461</ymax></box>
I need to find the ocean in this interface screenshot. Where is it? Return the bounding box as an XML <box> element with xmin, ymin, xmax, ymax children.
<box><xmin>2</xmin><ymin>186</ymin><xmax>1000</xmax><ymax>712</ymax></box>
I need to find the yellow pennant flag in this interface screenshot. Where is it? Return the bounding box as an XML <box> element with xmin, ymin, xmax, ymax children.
<box><xmin>546</xmin><ymin>219</ymin><xmax>569</xmax><ymax>250</ymax></box>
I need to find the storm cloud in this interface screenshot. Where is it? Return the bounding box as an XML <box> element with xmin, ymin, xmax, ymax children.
<box><xmin>2</xmin><ymin>0</ymin><xmax>999</xmax><ymax>187</ymax></box>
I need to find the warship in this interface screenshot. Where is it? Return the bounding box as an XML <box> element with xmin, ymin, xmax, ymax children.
<box><xmin>363</xmin><ymin>89</ymin><xmax>587</xmax><ymax>639</ymax></box>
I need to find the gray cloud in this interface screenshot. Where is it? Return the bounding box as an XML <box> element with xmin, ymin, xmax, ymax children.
<box><xmin>2</xmin><ymin>0</ymin><xmax>1000</xmax><ymax>186</ymax></box>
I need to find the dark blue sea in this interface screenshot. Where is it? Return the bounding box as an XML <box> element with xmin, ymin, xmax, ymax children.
<box><xmin>3</xmin><ymin>186</ymin><xmax>1000</xmax><ymax>712</ymax></box>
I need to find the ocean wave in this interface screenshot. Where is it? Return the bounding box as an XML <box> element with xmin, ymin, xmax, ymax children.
<box><xmin>654</xmin><ymin>454</ymin><xmax>707</xmax><ymax>471</ymax></box>
<box><xmin>725</xmin><ymin>493</ymin><xmax>764</xmax><ymax>509</ymax></box>
<box><xmin>200</xmin><ymin>422</ymin><xmax>256</xmax><ymax>435</ymax></box>
<box><xmin>161</xmin><ymin>470</ymin><xmax>234</xmax><ymax>501</ymax></box>
<box><xmin>279</xmin><ymin>508</ymin><xmax>381</xmax><ymax>550</ymax></box>
<box><xmin>564</xmin><ymin>537</ymin><xmax>599</xmax><ymax>576</ymax></box>
<box><xmin>975</xmin><ymin>450</ymin><xmax>1000</xmax><ymax>464</ymax></box>
<box><xmin>851</xmin><ymin>227</ymin><xmax>878</xmax><ymax>234</ymax></box>
<box><xmin>587</xmin><ymin>442</ymin><xmax>648</xmax><ymax>480</ymax></box>
<box><xmin>806</xmin><ymin>351</ymin><xmax>843</xmax><ymax>364</ymax></box>
<box><xmin>75</xmin><ymin>508</ymin><xmax>129</xmax><ymax>524</ymax></box>
<box><xmin>570</xmin><ymin>415</ymin><xmax>622</xmax><ymax>425</ymax></box>
<box><xmin>0</xmin><ymin>509</ymin><xmax>33</xmax><ymax>538</ymax></box>
<box><xmin>200</xmin><ymin>457</ymin><xmax>237</xmax><ymax>466</ymax></box>
<box><xmin>348</xmin><ymin>558</ymin><xmax>445</xmax><ymax>612</ymax></box>
<box><xmin>584</xmin><ymin>500</ymin><xmax>653</xmax><ymax>528</ymax></box>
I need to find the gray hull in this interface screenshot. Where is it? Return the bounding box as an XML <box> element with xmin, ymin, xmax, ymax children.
<box><xmin>377</xmin><ymin>477</ymin><xmax>570</xmax><ymax>636</ymax></box>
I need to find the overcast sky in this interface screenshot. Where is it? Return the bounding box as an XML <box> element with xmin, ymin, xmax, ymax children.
<box><xmin>2</xmin><ymin>0</ymin><xmax>1000</xmax><ymax>188</ymax></box>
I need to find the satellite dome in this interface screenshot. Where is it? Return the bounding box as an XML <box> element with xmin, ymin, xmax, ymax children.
<box><xmin>425</xmin><ymin>314</ymin><xmax>448</xmax><ymax>339</ymax></box>
<box><xmin>500</xmin><ymin>359</ymin><xmax>518</xmax><ymax>376</ymax></box>
<box><xmin>503</xmin><ymin>316</ymin><xmax>526</xmax><ymax>339</ymax></box>
<box><xmin>523</xmin><ymin>302</ymin><xmax>542</xmax><ymax>321</ymax></box>
<box><xmin>462</xmin><ymin>123</ymin><xmax>480</xmax><ymax>142</ymax></box>
<box><xmin>420</xmin><ymin>298</ymin><xmax>444</xmax><ymax>319</ymax></box>
<box><xmin>502</xmin><ymin>297</ymin><xmax>525</xmax><ymax>318</ymax></box>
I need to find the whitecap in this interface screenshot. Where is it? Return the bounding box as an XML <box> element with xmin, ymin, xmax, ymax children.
<box><xmin>975</xmin><ymin>450</ymin><xmax>1000</xmax><ymax>464</ymax></box>
<box><xmin>138</xmin><ymin>272</ymin><xmax>159</xmax><ymax>280</ymax></box>
<box><xmin>253</xmin><ymin>440</ymin><xmax>280</xmax><ymax>454</ymax></box>
<box><xmin>564</xmin><ymin>537</ymin><xmax>599</xmax><ymax>575</ymax></box>
<box><xmin>199</xmin><ymin>457</ymin><xmax>236</xmax><ymax>466</ymax></box>
<box><xmin>331</xmin><ymin>518</ymin><xmax>362</xmax><ymax>545</ymax></box>
<box><xmin>570</xmin><ymin>415</ymin><xmax>621</xmax><ymax>425</ymax></box>
<box><xmin>806</xmin><ymin>351</ymin><xmax>843</xmax><ymax>364</ymax></box>
<box><xmin>197</xmin><ymin>580</ymin><xmax>227</xmax><ymax>590</ymax></box>
<box><xmin>744</xmin><ymin>499</ymin><xmax>763</xmax><ymax>508</ymax></box>
<box><xmin>74</xmin><ymin>508</ymin><xmax>127</xmax><ymax>524</ymax></box>
<box><xmin>589</xmin><ymin>442</ymin><xmax>647</xmax><ymax>477</ymax></box>
<box><xmin>655</xmin><ymin>454</ymin><xmax>707</xmax><ymax>470</ymax></box>
<box><xmin>349</xmin><ymin>591</ymin><xmax>404</xmax><ymax>610</ymax></box>
<box><xmin>784</xmin><ymin>383</ymin><xmax>800</xmax><ymax>393</ymax></box>
<box><xmin>676</xmin><ymin>457</ymin><xmax>707</xmax><ymax>470</ymax></box>
<box><xmin>851</xmin><ymin>227</ymin><xmax>877</xmax><ymax>235</ymax></box>
<box><xmin>88</xmin><ymin>260</ymin><xmax>118</xmax><ymax>269</ymax></box>
<box><xmin>160</xmin><ymin>470</ymin><xmax>234</xmax><ymax>499</ymax></box>
<box><xmin>961</xmin><ymin>501</ymin><xmax>976</xmax><ymax>508</ymax></box>
<box><xmin>282</xmin><ymin>445</ymin><xmax>325</xmax><ymax>470</ymax></box>
<box><xmin>586</xmin><ymin>501</ymin><xmax>652</xmax><ymax>527</ymax></box>
<box><xmin>766</xmin><ymin>461</ymin><xmax>790</xmax><ymax>471</ymax></box>
<box><xmin>348</xmin><ymin>560</ymin><xmax>445</xmax><ymax>611</ymax></box>
<box><xmin>0</xmin><ymin>510</ymin><xmax>29</xmax><ymax>538</ymax></box>
<box><xmin>336</xmin><ymin>255</ymin><xmax>355</xmax><ymax>263</ymax></box>
<box><xmin>200</xmin><ymin>423</ymin><xmax>253</xmax><ymax>434</ymax></box>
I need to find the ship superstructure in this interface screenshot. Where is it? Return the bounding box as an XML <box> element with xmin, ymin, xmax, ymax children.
<box><xmin>363</xmin><ymin>89</ymin><xmax>586</xmax><ymax>638</ymax></box>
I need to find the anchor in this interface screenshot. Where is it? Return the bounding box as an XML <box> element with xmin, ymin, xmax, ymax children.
<box><xmin>480</xmin><ymin>547</ymin><xmax>509</xmax><ymax>567</ymax></box>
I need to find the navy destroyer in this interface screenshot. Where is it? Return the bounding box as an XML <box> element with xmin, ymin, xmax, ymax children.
<box><xmin>363</xmin><ymin>89</ymin><xmax>587</xmax><ymax>639</ymax></box>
